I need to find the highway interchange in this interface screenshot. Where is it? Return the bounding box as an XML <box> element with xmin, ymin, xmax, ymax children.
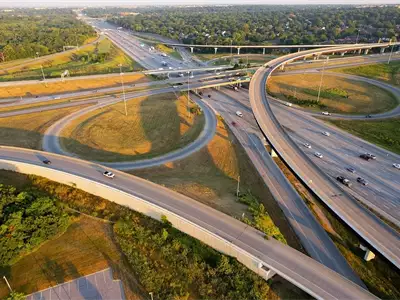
<box><xmin>0</xmin><ymin>18</ymin><xmax>399</xmax><ymax>299</ymax></box>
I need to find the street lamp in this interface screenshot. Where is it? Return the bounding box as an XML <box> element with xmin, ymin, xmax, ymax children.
<box><xmin>149</xmin><ymin>292</ymin><xmax>154</xmax><ymax>300</ymax></box>
<box><xmin>119</xmin><ymin>64</ymin><xmax>128</xmax><ymax>116</ymax></box>
<box><xmin>230</xmin><ymin>39</ymin><xmax>233</xmax><ymax>65</ymax></box>
<box><xmin>317</xmin><ymin>57</ymin><xmax>328</xmax><ymax>103</ymax></box>
<box><xmin>40</xmin><ymin>65</ymin><xmax>47</xmax><ymax>87</ymax></box>
<box><xmin>388</xmin><ymin>38</ymin><xmax>395</xmax><ymax>65</ymax></box>
<box><xmin>355</xmin><ymin>29</ymin><xmax>360</xmax><ymax>44</ymax></box>
<box><xmin>187</xmin><ymin>71</ymin><xmax>191</xmax><ymax>117</ymax></box>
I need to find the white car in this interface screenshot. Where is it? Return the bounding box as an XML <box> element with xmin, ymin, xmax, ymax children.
<box><xmin>393</xmin><ymin>163</ymin><xmax>400</xmax><ymax>170</ymax></box>
<box><xmin>236</xmin><ymin>111</ymin><xmax>243</xmax><ymax>118</ymax></box>
<box><xmin>321</xmin><ymin>111</ymin><xmax>331</xmax><ymax>116</ymax></box>
<box><xmin>314</xmin><ymin>152</ymin><xmax>323</xmax><ymax>158</ymax></box>
<box><xmin>285</xmin><ymin>102</ymin><xmax>293</xmax><ymax>107</ymax></box>
<box><xmin>303</xmin><ymin>143</ymin><xmax>311</xmax><ymax>149</ymax></box>
<box><xmin>189</xmin><ymin>74</ymin><xmax>194</xmax><ymax>79</ymax></box>
<box><xmin>172</xmin><ymin>85</ymin><xmax>178</xmax><ymax>89</ymax></box>
<box><xmin>158</xmin><ymin>68</ymin><xmax>164</xmax><ymax>70</ymax></box>
<box><xmin>322</xmin><ymin>131</ymin><xmax>330</xmax><ymax>137</ymax></box>
<box><xmin>103</xmin><ymin>171</ymin><xmax>115</xmax><ymax>179</ymax></box>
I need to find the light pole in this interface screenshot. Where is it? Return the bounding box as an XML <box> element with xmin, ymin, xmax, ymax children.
<box><xmin>119</xmin><ymin>64</ymin><xmax>128</xmax><ymax>116</ymax></box>
<box><xmin>388</xmin><ymin>39</ymin><xmax>395</xmax><ymax>65</ymax></box>
<box><xmin>317</xmin><ymin>57</ymin><xmax>328</xmax><ymax>103</ymax></box>
<box><xmin>230</xmin><ymin>39</ymin><xmax>233</xmax><ymax>65</ymax></box>
<box><xmin>355</xmin><ymin>29</ymin><xmax>360</xmax><ymax>44</ymax></box>
<box><xmin>149</xmin><ymin>292</ymin><xmax>154</xmax><ymax>300</ymax></box>
<box><xmin>236</xmin><ymin>175</ymin><xmax>240</xmax><ymax>199</ymax></box>
<box><xmin>40</xmin><ymin>65</ymin><xmax>47</xmax><ymax>87</ymax></box>
<box><xmin>36</xmin><ymin>51</ymin><xmax>39</xmax><ymax>59</ymax></box>
<box><xmin>187</xmin><ymin>71</ymin><xmax>191</xmax><ymax>117</ymax></box>
<box><xmin>3</xmin><ymin>276</ymin><xmax>12</xmax><ymax>293</ymax></box>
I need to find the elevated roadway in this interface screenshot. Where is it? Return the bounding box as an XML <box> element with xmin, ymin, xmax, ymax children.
<box><xmin>249</xmin><ymin>43</ymin><xmax>400</xmax><ymax>269</ymax></box>
<box><xmin>0</xmin><ymin>146</ymin><xmax>378</xmax><ymax>300</ymax></box>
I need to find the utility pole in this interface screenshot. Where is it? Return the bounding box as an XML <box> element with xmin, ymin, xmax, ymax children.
<box><xmin>230</xmin><ymin>39</ymin><xmax>233</xmax><ymax>65</ymax></box>
<box><xmin>317</xmin><ymin>58</ymin><xmax>328</xmax><ymax>103</ymax></box>
<box><xmin>40</xmin><ymin>65</ymin><xmax>47</xmax><ymax>87</ymax></box>
<box><xmin>149</xmin><ymin>292</ymin><xmax>154</xmax><ymax>300</ymax></box>
<box><xmin>119</xmin><ymin>64</ymin><xmax>128</xmax><ymax>116</ymax></box>
<box><xmin>3</xmin><ymin>276</ymin><xmax>12</xmax><ymax>293</ymax></box>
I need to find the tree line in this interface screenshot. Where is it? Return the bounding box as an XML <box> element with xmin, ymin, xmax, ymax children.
<box><xmin>0</xmin><ymin>9</ymin><xmax>96</xmax><ymax>61</ymax></box>
<box><xmin>84</xmin><ymin>5</ymin><xmax>399</xmax><ymax>46</ymax></box>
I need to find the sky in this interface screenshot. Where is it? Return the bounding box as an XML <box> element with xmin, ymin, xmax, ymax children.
<box><xmin>0</xmin><ymin>0</ymin><xmax>399</xmax><ymax>7</ymax></box>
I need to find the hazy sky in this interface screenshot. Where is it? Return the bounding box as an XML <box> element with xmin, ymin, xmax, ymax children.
<box><xmin>0</xmin><ymin>0</ymin><xmax>399</xmax><ymax>7</ymax></box>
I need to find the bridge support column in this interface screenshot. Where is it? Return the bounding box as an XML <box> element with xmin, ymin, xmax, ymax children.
<box><xmin>214</xmin><ymin>47</ymin><xmax>218</xmax><ymax>55</ymax></box>
<box><xmin>380</xmin><ymin>47</ymin><xmax>385</xmax><ymax>54</ymax></box>
<box><xmin>303</xmin><ymin>56</ymin><xmax>307</xmax><ymax>61</ymax></box>
<box><xmin>258</xmin><ymin>262</ymin><xmax>277</xmax><ymax>281</ymax></box>
<box><xmin>237</xmin><ymin>48</ymin><xmax>241</xmax><ymax>55</ymax></box>
<box><xmin>270</xmin><ymin>148</ymin><xmax>278</xmax><ymax>158</ymax></box>
<box><xmin>298</xmin><ymin>47</ymin><xmax>301</xmax><ymax>52</ymax></box>
<box><xmin>364</xmin><ymin>49</ymin><xmax>370</xmax><ymax>55</ymax></box>
<box><xmin>190</xmin><ymin>47</ymin><xmax>194</xmax><ymax>53</ymax></box>
<box><xmin>263</xmin><ymin>48</ymin><xmax>265</xmax><ymax>55</ymax></box>
<box><xmin>341</xmin><ymin>51</ymin><xmax>347</xmax><ymax>56</ymax></box>
<box><xmin>360</xmin><ymin>244</ymin><xmax>375</xmax><ymax>262</ymax></box>
<box><xmin>357</xmin><ymin>49</ymin><xmax>362</xmax><ymax>55</ymax></box>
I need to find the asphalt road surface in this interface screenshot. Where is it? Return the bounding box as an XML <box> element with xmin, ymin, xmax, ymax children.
<box><xmin>0</xmin><ymin>146</ymin><xmax>377</xmax><ymax>300</ymax></box>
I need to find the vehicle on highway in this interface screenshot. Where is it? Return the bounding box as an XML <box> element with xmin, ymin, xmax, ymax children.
<box><xmin>365</xmin><ymin>114</ymin><xmax>372</xmax><ymax>118</ymax></box>
<box><xmin>42</xmin><ymin>159</ymin><xmax>51</xmax><ymax>165</ymax></box>
<box><xmin>360</xmin><ymin>153</ymin><xmax>376</xmax><ymax>161</ymax></box>
<box><xmin>161</xmin><ymin>53</ymin><xmax>167</xmax><ymax>57</ymax></box>
<box><xmin>53</xmin><ymin>96</ymin><xmax>61</xmax><ymax>100</ymax></box>
<box><xmin>103</xmin><ymin>171</ymin><xmax>115</xmax><ymax>179</ymax></box>
<box><xmin>178</xmin><ymin>73</ymin><xmax>184</xmax><ymax>77</ymax></box>
<box><xmin>231</xmin><ymin>121</ymin><xmax>237</xmax><ymax>126</ymax></box>
<box><xmin>366</xmin><ymin>153</ymin><xmax>377</xmax><ymax>160</ymax></box>
<box><xmin>162</xmin><ymin>61</ymin><xmax>168</xmax><ymax>66</ymax></box>
<box><xmin>337</xmin><ymin>176</ymin><xmax>352</xmax><ymax>187</ymax></box>
<box><xmin>314</xmin><ymin>152</ymin><xmax>323</xmax><ymax>158</ymax></box>
<box><xmin>173</xmin><ymin>85</ymin><xmax>178</xmax><ymax>89</ymax></box>
<box><xmin>189</xmin><ymin>74</ymin><xmax>194</xmax><ymax>79</ymax></box>
<box><xmin>322</xmin><ymin>131</ymin><xmax>330</xmax><ymax>137</ymax></box>
<box><xmin>393</xmin><ymin>163</ymin><xmax>400</xmax><ymax>170</ymax></box>
<box><xmin>357</xmin><ymin>177</ymin><xmax>368</xmax><ymax>185</ymax></box>
<box><xmin>158</xmin><ymin>67</ymin><xmax>164</xmax><ymax>70</ymax></box>
<box><xmin>346</xmin><ymin>167</ymin><xmax>356</xmax><ymax>173</ymax></box>
<box><xmin>285</xmin><ymin>102</ymin><xmax>293</xmax><ymax>107</ymax></box>
<box><xmin>140</xmin><ymin>43</ymin><xmax>145</xmax><ymax>47</ymax></box>
<box><xmin>236</xmin><ymin>111</ymin><xmax>243</xmax><ymax>118</ymax></box>
<box><xmin>303</xmin><ymin>143</ymin><xmax>311</xmax><ymax>149</ymax></box>
<box><xmin>321</xmin><ymin>111</ymin><xmax>331</xmax><ymax>116</ymax></box>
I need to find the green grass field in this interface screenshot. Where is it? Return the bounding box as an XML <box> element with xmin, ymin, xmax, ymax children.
<box><xmin>155</xmin><ymin>44</ymin><xmax>182</xmax><ymax>60</ymax></box>
<box><xmin>332</xmin><ymin>60</ymin><xmax>400</xmax><ymax>87</ymax></box>
<box><xmin>60</xmin><ymin>93</ymin><xmax>205</xmax><ymax>162</ymax></box>
<box><xmin>0</xmin><ymin>38</ymin><xmax>141</xmax><ymax>81</ymax></box>
<box><xmin>268</xmin><ymin>74</ymin><xmax>398</xmax><ymax>114</ymax></box>
<box><xmin>327</xmin><ymin>118</ymin><xmax>400</xmax><ymax>154</ymax></box>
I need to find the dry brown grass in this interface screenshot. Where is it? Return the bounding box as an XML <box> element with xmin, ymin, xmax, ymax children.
<box><xmin>0</xmin><ymin>106</ymin><xmax>89</xmax><ymax>150</ymax></box>
<box><xmin>60</xmin><ymin>93</ymin><xmax>205</xmax><ymax>162</ymax></box>
<box><xmin>268</xmin><ymin>73</ymin><xmax>397</xmax><ymax>114</ymax></box>
<box><xmin>0</xmin><ymin>74</ymin><xmax>148</xmax><ymax>99</ymax></box>
<box><xmin>0</xmin><ymin>216</ymin><xmax>144</xmax><ymax>300</ymax></box>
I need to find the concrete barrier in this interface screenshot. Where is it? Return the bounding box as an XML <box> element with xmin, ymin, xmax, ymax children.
<box><xmin>0</xmin><ymin>159</ymin><xmax>275</xmax><ymax>281</ymax></box>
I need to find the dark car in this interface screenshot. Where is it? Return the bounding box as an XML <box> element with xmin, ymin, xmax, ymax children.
<box><xmin>365</xmin><ymin>115</ymin><xmax>372</xmax><ymax>118</ymax></box>
<box><xmin>357</xmin><ymin>177</ymin><xmax>368</xmax><ymax>186</ymax></box>
<box><xmin>337</xmin><ymin>176</ymin><xmax>352</xmax><ymax>187</ymax></box>
<box><xmin>42</xmin><ymin>159</ymin><xmax>51</xmax><ymax>165</ymax></box>
<box><xmin>360</xmin><ymin>154</ymin><xmax>372</xmax><ymax>161</ymax></box>
<box><xmin>346</xmin><ymin>167</ymin><xmax>356</xmax><ymax>173</ymax></box>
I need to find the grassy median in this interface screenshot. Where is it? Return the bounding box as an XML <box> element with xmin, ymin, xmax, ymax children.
<box><xmin>60</xmin><ymin>93</ymin><xmax>205</xmax><ymax>162</ymax></box>
<box><xmin>268</xmin><ymin>74</ymin><xmax>397</xmax><ymax>114</ymax></box>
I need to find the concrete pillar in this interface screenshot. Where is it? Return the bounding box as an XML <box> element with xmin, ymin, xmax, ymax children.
<box><xmin>214</xmin><ymin>47</ymin><xmax>218</xmax><ymax>55</ymax></box>
<box><xmin>303</xmin><ymin>56</ymin><xmax>307</xmax><ymax>61</ymax></box>
<box><xmin>364</xmin><ymin>250</ymin><xmax>375</xmax><ymax>261</ymax></box>
<box><xmin>190</xmin><ymin>47</ymin><xmax>194</xmax><ymax>53</ymax></box>
<box><xmin>258</xmin><ymin>262</ymin><xmax>277</xmax><ymax>280</ymax></box>
<box><xmin>263</xmin><ymin>48</ymin><xmax>265</xmax><ymax>55</ymax></box>
<box><xmin>364</xmin><ymin>49</ymin><xmax>370</xmax><ymax>55</ymax></box>
<box><xmin>341</xmin><ymin>51</ymin><xmax>346</xmax><ymax>56</ymax></box>
<box><xmin>298</xmin><ymin>47</ymin><xmax>301</xmax><ymax>52</ymax></box>
<box><xmin>237</xmin><ymin>48</ymin><xmax>241</xmax><ymax>55</ymax></box>
<box><xmin>357</xmin><ymin>49</ymin><xmax>362</xmax><ymax>55</ymax></box>
<box><xmin>380</xmin><ymin>47</ymin><xmax>385</xmax><ymax>54</ymax></box>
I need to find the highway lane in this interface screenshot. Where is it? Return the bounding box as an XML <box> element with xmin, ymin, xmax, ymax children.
<box><xmin>204</xmin><ymin>91</ymin><xmax>364</xmax><ymax>286</ymax></box>
<box><xmin>0</xmin><ymin>146</ymin><xmax>377</xmax><ymax>300</ymax></box>
<box><xmin>249</xmin><ymin>43</ymin><xmax>400</xmax><ymax>269</ymax></box>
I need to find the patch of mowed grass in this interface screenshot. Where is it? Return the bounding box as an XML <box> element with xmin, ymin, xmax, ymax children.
<box><xmin>332</xmin><ymin>60</ymin><xmax>400</xmax><ymax>87</ymax></box>
<box><xmin>268</xmin><ymin>74</ymin><xmax>398</xmax><ymax>114</ymax></box>
<box><xmin>0</xmin><ymin>105</ymin><xmax>90</xmax><ymax>150</ymax></box>
<box><xmin>0</xmin><ymin>38</ymin><xmax>142</xmax><ymax>82</ymax></box>
<box><xmin>60</xmin><ymin>93</ymin><xmax>205</xmax><ymax>162</ymax></box>
<box><xmin>328</xmin><ymin>118</ymin><xmax>400</xmax><ymax>154</ymax></box>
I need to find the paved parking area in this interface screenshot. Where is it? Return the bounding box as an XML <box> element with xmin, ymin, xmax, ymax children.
<box><xmin>26</xmin><ymin>268</ymin><xmax>125</xmax><ymax>300</ymax></box>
